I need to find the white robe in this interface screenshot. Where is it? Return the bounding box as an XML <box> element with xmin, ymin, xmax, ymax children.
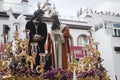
<box><xmin>51</xmin><ymin>24</ymin><xmax>65</xmax><ymax>69</ymax></box>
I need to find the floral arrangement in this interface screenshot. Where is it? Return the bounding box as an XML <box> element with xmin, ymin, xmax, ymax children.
<box><xmin>12</xmin><ymin>66</ymin><xmax>36</xmax><ymax>77</ymax></box>
<box><xmin>43</xmin><ymin>68</ymin><xmax>73</xmax><ymax>80</ymax></box>
<box><xmin>0</xmin><ymin>65</ymin><xmax>38</xmax><ymax>79</ymax></box>
<box><xmin>42</xmin><ymin>68</ymin><xmax>106</xmax><ymax>80</ymax></box>
<box><xmin>0</xmin><ymin>28</ymin><xmax>110</xmax><ymax>80</ymax></box>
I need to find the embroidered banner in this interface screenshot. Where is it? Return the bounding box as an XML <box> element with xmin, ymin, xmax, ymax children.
<box><xmin>70</xmin><ymin>46</ymin><xmax>84</xmax><ymax>58</ymax></box>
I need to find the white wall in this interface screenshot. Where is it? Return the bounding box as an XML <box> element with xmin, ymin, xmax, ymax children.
<box><xmin>112</xmin><ymin>37</ymin><xmax>120</xmax><ymax>80</ymax></box>
<box><xmin>113</xmin><ymin>53</ymin><xmax>120</xmax><ymax>80</ymax></box>
<box><xmin>0</xmin><ymin>17</ymin><xmax>27</xmax><ymax>42</ymax></box>
<box><xmin>94</xmin><ymin>28</ymin><xmax>116</xmax><ymax>80</ymax></box>
<box><xmin>0</xmin><ymin>16</ymin><xmax>90</xmax><ymax>46</ymax></box>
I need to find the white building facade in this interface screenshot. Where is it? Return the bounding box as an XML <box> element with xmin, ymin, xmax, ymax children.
<box><xmin>81</xmin><ymin>12</ymin><xmax>120</xmax><ymax>80</ymax></box>
<box><xmin>0</xmin><ymin>1</ymin><xmax>120</xmax><ymax>80</ymax></box>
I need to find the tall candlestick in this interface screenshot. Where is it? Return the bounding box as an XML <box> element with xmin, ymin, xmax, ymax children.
<box><xmin>15</xmin><ymin>25</ymin><xmax>18</xmax><ymax>32</ymax></box>
<box><xmin>23</xmin><ymin>29</ymin><xmax>30</xmax><ymax>40</ymax></box>
<box><xmin>13</xmin><ymin>22</ymin><xmax>20</xmax><ymax>32</ymax></box>
<box><xmin>84</xmin><ymin>49</ymin><xmax>87</xmax><ymax>56</ymax></box>
<box><xmin>1</xmin><ymin>34</ymin><xmax>7</xmax><ymax>43</ymax></box>
<box><xmin>40</xmin><ymin>54</ymin><xmax>46</xmax><ymax>63</ymax></box>
<box><xmin>0</xmin><ymin>52</ymin><xmax>1</xmax><ymax>60</ymax></box>
<box><xmin>67</xmin><ymin>53</ymin><xmax>71</xmax><ymax>62</ymax></box>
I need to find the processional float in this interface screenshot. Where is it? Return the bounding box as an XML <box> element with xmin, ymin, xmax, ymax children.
<box><xmin>0</xmin><ymin>1</ymin><xmax>110</xmax><ymax>80</ymax></box>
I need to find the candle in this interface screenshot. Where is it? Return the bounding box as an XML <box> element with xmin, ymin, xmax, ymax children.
<box><xmin>15</xmin><ymin>25</ymin><xmax>18</xmax><ymax>32</ymax></box>
<box><xmin>30</xmin><ymin>42</ymin><xmax>38</xmax><ymax>54</ymax></box>
<box><xmin>25</xmin><ymin>30</ymin><xmax>30</xmax><ymax>39</ymax></box>
<box><xmin>84</xmin><ymin>49</ymin><xmax>87</xmax><ymax>56</ymax></box>
<box><xmin>67</xmin><ymin>53</ymin><xmax>70</xmax><ymax>62</ymax></box>
<box><xmin>42</xmin><ymin>55</ymin><xmax>45</xmax><ymax>63</ymax></box>
<box><xmin>23</xmin><ymin>29</ymin><xmax>30</xmax><ymax>40</ymax></box>
<box><xmin>0</xmin><ymin>53</ymin><xmax>1</xmax><ymax>60</ymax></box>
<box><xmin>71</xmin><ymin>52</ymin><xmax>74</xmax><ymax>61</ymax></box>
<box><xmin>4</xmin><ymin>35</ymin><xmax>7</xmax><ymax>43</ymax></box>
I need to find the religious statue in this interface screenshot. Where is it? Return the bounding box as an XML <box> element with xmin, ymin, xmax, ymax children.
<box><xmin>45</xmin><ymin>7</ymin><xmax>71</xmax><ymax>69</ymax></box>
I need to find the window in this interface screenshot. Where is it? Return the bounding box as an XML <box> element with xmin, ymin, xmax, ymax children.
<box><xmin>94</xmin><ymin>23</ymin><xmax>103</xmax><ymax>32</ymax></box>
<box><xmin>2</xmin><ymin>25</ymin><xmax>10</xmax><ymax>42</ymax></box>
<box><xmin>113</xmin><ymin>23</ymin><xmax>120</xmax><ymax>37</ymax></box>
<box><xmin>3</xmin><ymin>25</ymin><xmax>10</xmax><ymax>34</ymax></box>
<box><xmin>77</xmin><ymin>34</ymin><xmax>88</xmax><ymax>47</ymax></box>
